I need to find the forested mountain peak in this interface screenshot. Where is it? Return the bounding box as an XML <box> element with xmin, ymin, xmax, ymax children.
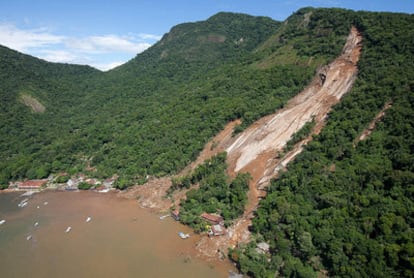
<box><xmin>155</xmin><ymin>11</ymin><xmax>279</xmax><ymax>52</ymax></box>
<box><xmin>111</xmin><ymin>12</ymin><xmax>280</xmax><ymax>76</ymax></box>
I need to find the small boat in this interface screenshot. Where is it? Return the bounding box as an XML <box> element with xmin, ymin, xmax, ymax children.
<box><xmin>43</xmin><ymin>201</ymin><xmax>48</xmax><ymax>205</ymax></box>
<box><xmin>26</xmin><ymin>235</ymin><xmax>32</xmax><ymax>241</ymax></box>
<box><xmin>86</xmin><ymin>217</ymin><xmax>91</xmax><ymax>223</ymax></box>
<box><xmin>18</xmin><ymin>199</ymin><xmax>29</xmax><ymax>207</ymax></box>
<box><xmin>159</xmin><ymin>215</ymin><xmax>170</xmax><ymax>220</ymax></box>
<box><xmin>0</xmin><ymin>219</ymin><xmax>5</xmax><ymax>225</ymax></box>
<box><xmin>34</xmin><ymin>222</ymin><xmax>39</xmax><ymax>227</ymax></box>
<box><xmin>178</xmin><ymin>232</ymin><xmax>190</xmax><ymax>239</ymax></box>
<box><xmin>65</xmin><ymin>226</ymin><xmax>72</xmax><ymax>233</ymax></box>
<box><xmin>21</xmin><ymin>191</ymin><xmax>35</xmax><ymax>197</ymax></box>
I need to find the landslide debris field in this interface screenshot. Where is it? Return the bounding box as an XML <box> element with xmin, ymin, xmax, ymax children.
<box><xmin>122</xmin><ymin>26</ymin><xmax>363</xmax><ymax>258</ymax></box>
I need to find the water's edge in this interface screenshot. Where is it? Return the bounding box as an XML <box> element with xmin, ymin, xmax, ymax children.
<box><xmin>0</xmin><ymin>191</ymin><xmax>234</xmax><ymax>278</ymax></box>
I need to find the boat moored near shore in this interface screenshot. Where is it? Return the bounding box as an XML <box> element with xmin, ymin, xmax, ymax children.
<box><xmin>178</xmin><ymin>232</ymin><xmax>190</xmax><ymax>239</ymax></box>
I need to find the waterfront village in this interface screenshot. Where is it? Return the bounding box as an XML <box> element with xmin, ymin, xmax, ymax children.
<box><xmin>6</xmin><ymin>173</ymin><xmax>271</xmax><ymax>244</ymax></box>
<box><xmin>2</xmin><ymin>174</ymin><xmax>274</xmax><ymax>259</ymax></box>
<box><xmin>6</xmin><ymin>173</ymin><xmax>117</xmax><ymax>193</ymax></box>
<box><xmin>5</xmin><ymin>174</ymin><xmax>231</xmax><ymax>239</ymax></box>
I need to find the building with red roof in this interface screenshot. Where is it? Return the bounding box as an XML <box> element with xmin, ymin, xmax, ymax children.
<box><xmin>201</xmin><ymin>213</ymin><xmax>224</xmax><ymax>225</ymax></box>
<box><xmin>17</xmin><ymin>179</ymin><xmax>48</xmax><ymax>190</ymax></box>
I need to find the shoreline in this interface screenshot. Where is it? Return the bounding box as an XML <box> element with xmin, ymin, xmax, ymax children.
<box><xmin>0</xmin><ymin>188</ymin><xmax>237</xmax><ymax>277</ymax></box>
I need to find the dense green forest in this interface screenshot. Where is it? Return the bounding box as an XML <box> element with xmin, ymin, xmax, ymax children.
<box><xmin>1</xmin><ymin>7</ymin><xmax>413</xmax><ymax>277</ymax></box>
<box><xmin>230</xmin><ymin>8</ymin><xmax>414</xmax><ymax>278</ymax></box>
<box><xmin>170</xmin><ymin>152</ymin><xmax>251</xmax><ymax>231</ymax></box>
<box><xmin>0</xmin><ymin>11</ymin><xmax>331</xmax><ymax>186</ymax></box>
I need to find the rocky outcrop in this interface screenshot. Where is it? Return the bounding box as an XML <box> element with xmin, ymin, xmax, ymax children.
<box><xmin>318</xmin><ymin>65</ymin><xmax>329</xmax><ymax>85</ymax></box>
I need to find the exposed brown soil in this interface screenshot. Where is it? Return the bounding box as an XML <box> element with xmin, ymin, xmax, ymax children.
<box><xmin>355</xmin><ymin>101</ymin><xmax>392</xmax><ymax>143</ymax></box>
<box><xmin>120</xmin><ymin>177</ymin><xmax>172</xmax><ymax>211</ymax></box>
<box><xmin>181</xmin><ymin>119</ymin><xmax>241</xmax><ymax>176</ymax></box>
<box><xmin>120</xmin><ymin>176</ymin><xmax>198</xmax><ymax>212</ymax></box>
<box><xmin>196</xmin><ymin>26</ymin><xmax>362</xmax><ymax>257</ymax></box>
<box><xmin>20</xmin><ymin>94</ymin><xmax>45</xmax><ymax>113</ymax></box>
<box><xmin>120</xmin><ymin>27</ymin><xmax>363</xmax><ymax>260</ymax></box>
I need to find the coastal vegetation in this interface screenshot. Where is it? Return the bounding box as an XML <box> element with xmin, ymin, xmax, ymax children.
<box><xmin>77</xmin><ymin>182</ymin><xmax>94</xmax><ymax>190</ymax></box>
<box><xmin>172</xmin><ymin>153</ymin><xmax>251</xmax><ymax>231</ymax></box>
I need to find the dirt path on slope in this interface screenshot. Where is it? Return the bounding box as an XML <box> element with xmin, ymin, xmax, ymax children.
<box><xmin>355</xmin><ymin>101</ymin><xmax>392</xmax><ymax>143</ymax></box>
<box><xmin>195</xmin><ymin>27</ymin><xmax>362</xmax><ymax>258</ymax></box>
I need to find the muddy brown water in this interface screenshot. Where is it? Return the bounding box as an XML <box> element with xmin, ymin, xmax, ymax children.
<box><xmin>0</xmin><ymin>190</ymin><xmax>235</xmax><ymax>277</ymax></box>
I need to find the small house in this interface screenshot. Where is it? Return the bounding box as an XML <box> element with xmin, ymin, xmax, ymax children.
<box><xmin>171</xmin><ymin>209</ymin><xmax>180</xmax><ymax>221</ymax></box>
<box><xmin>85</xmin><ymin>178</ymin><xmax>100</xmax><ymax>185</ymax></box>
<box><xmin>78</xmin><ymin>173</ymin><xmax>86</xmax><ymax>182</ymax></box>
<box><xmin>67</xmin><ymin>178</ymin><xmax>79</xmax><ymax>187</ymax></box>
<box><xmin>95</xmin><ymin>185</ymin><xmax>110</xmax><ymax>193</ymax></box>
<box><xmin>18</xmin><ymin>179</ymin><xmax>47</xmax><ymax>190</ymax></box>
<box><xmin>201</xmin><ymin>213</ymin><xmax>224</xmax><ymax>225</ymax></box>
<box><xmin>65</xmin><ymin>185</ymin><xmax>78</xmax><ymax>191</ymax></box>
<box><xmin>103</xmin><ymin>176</ymin><xmax>117</xmax><ymax>187</ymax></box>
<box><xmin>208</xmin><ymin>224</ymin><xmax>226</xmax><ymax>237</ymax></box>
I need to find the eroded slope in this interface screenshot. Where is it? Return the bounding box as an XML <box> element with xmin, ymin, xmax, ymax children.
<box><xmin>195</xmin><ymin>26</ymin><xmax>362</xmax><ymax>257</ymax></box>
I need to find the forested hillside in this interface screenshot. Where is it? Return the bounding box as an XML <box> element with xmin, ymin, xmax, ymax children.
<box><xmin>1</xmin><ymin>10</ymin><xmax>333</xmax><ymax>186</ymax></box>
<box><xmin>0</xmin><ymin>46</ymin><xmax>99</xmax><ymax>185</ymax></box>
<box><xmin>230</xmin><ymin>8</ymin><xmax>414</xmax><ymax>278</ymax></box>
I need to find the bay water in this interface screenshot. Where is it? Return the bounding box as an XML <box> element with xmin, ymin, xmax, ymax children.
<box><xmin>0</xmin><ymin>190</ymin><xmax>234</xmax><ymax>277</ymax></box>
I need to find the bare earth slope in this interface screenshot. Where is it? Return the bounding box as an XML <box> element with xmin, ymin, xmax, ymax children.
<box><xmin>121</xmin><ymin>27</ymin><xmax>363</xmax><ymax>259</ymax></box>
<box><xmin>227</xmin><ymin>26</ymin><xmax>362</xmax><ymax>178</ymax></box>
<box><xmin>195</xmin><ymin>27</ymin><xmax>362</xmax><ymax>258</ymax></box>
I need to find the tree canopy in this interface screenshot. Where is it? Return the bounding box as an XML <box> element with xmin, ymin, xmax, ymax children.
<box><xmin>231</xmin><ymin>8</ymin><xmax>414</xmax><ymax>278</ymax></box>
